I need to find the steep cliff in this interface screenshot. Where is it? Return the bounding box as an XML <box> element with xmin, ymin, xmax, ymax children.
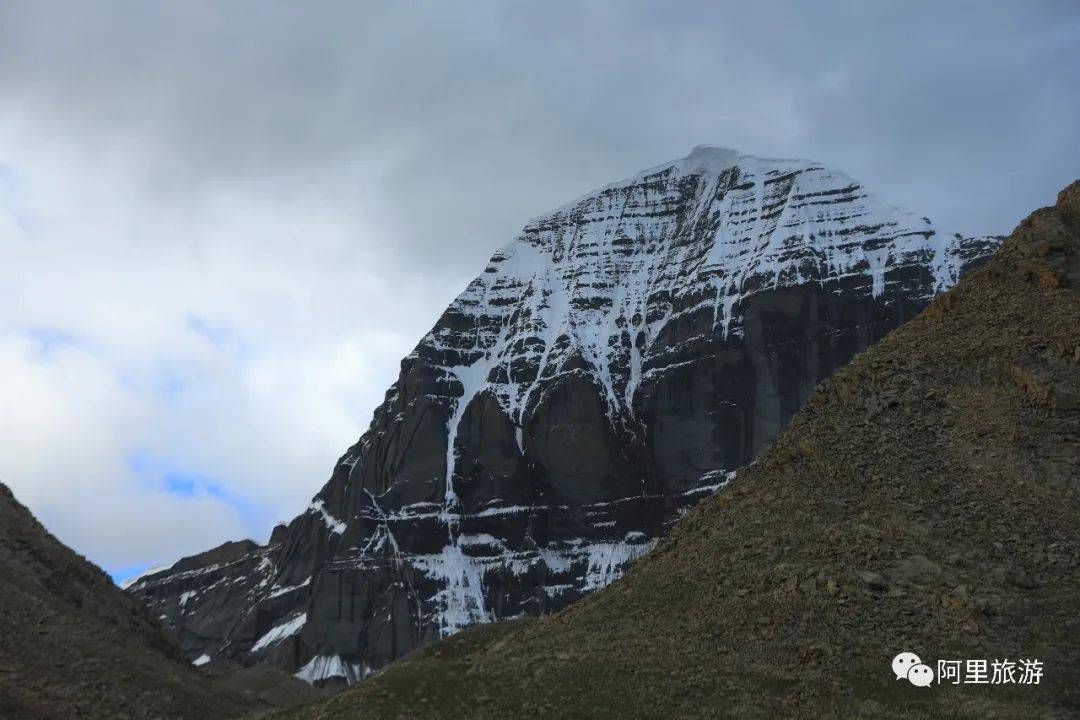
<box><xmin>127</xmin><ymin>146</ymin><xmax>998</xmax><ymax>683</ymax></box>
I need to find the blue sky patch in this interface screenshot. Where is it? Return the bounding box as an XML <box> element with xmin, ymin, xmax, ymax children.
<box><xmin>25</xmin><ymin>327</ymin><xmax>77</xmax><ymax>356</ymax></box>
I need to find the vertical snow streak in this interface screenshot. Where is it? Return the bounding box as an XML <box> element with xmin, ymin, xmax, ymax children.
<box><xmin>400</xmin><ymin>147</ymin><xmax>989</xmax><ymax>638</ymax></box>
<box><xmin>425</xmin><ymin>148</ymin><xmax>983</xmax><ymax>443</ymax></box>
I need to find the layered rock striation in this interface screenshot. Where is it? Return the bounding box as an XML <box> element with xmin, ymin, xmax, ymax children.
<box><xmin>127</xmin><ymin>146</ymin><xmax>998</xmax><ymax>683</ymax></box>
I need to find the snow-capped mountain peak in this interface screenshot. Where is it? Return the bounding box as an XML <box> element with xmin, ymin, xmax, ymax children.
<box><xmin>126</xmin><ymin>148</ymin><xmax>998</xmax><ymax>685</ymax></box>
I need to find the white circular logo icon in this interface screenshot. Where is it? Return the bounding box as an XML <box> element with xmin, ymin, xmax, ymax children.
<box><xmin>907</xmin><ymin>663</ymin><xmax>934</xmax><ymax>687</ymax></box>
<box><xmin>892</xmin><ymin>652</ymin><xmax>922</xmax><ymax>681</ymax></box>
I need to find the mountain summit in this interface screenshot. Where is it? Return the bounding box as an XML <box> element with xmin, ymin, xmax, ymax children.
<box><xmin>278</xmin><ymin>180</ymin><xmax>1080</xmax><ymax>719</ymax></box>
<box><xmin>127</xmin><ymin>148</ymin><xmax>998</xmax><ymax>683</ymax></box>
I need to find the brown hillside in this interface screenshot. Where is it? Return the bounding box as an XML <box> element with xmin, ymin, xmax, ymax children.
<box><xmin>0</xmin><ymin>482</ymin><xmax>323</xmax><ymax>719</ymax></box>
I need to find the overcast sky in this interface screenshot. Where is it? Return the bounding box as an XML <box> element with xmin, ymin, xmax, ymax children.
<box><xmin>1</xmin><ymin>1</ymin><xmax>1077</xmax><ymax>581</ymax></box>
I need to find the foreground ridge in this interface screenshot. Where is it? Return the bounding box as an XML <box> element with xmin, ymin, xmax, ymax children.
<box><xmin>128</xmin><ymin>147</ymin><xmax>998</xmax><ymax>683</ymax></box>
<box><xmin>0</xmin><ymin>483</ymin><xmax>244</xmax><ymax>719</ymax></box>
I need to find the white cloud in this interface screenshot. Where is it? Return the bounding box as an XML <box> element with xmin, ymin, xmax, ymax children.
<box><xmin>0</xmin><ymin>333</ymin><xmax>248</xmax><ymax>567</ymax></box>
<box><xmin>0</xmin><ymin>127</ymin><xmax>465</xmax><ymax>574</ymax></box>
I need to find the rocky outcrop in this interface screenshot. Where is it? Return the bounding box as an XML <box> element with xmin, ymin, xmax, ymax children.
<box><xmin>127</xmin><ymin>146</ymin><xmax>999</xmax><ymax>684</ymax></box>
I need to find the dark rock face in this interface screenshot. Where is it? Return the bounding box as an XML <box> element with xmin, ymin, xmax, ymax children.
<box><xmin>127</xmin><ymin>146</ymin><xmax>999</xmax><ymax>685</ymax></box>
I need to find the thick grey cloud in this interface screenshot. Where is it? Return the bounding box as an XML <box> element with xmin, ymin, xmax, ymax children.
<box><xmin>5</xmin><ymin>1</ymin><xmax>1076</xmax><ymax>268</ymax></box>
<box><xmin>1</xmin><ymin>1</ymin><xmax>1077</xmax><ymax>576</ymax></box>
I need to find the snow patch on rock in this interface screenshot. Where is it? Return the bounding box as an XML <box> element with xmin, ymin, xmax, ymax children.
<box><xmin>295</xmin><ymin>655</ymin><xmax>369</xmax><ymax>685</ymax></box>
<box><xmin>251</xmin><ymin>612</ymin><xmax>307</xmax><ymax>653</ymax></box>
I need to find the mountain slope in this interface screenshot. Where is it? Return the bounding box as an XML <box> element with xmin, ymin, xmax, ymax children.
<box><xmin>277</xmin><ymin>182</ymin><xmax>1080</xmax><ymax>719</ymax></box>
<box><xmin>128</xmin><ymin>147</ymin><xmax>998</xmax><ymax>681</ymax></box>
<box><xmin>0</xmin><ymin>483</ymin><xmax>255</xmax><ymax>720</ymax></box>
